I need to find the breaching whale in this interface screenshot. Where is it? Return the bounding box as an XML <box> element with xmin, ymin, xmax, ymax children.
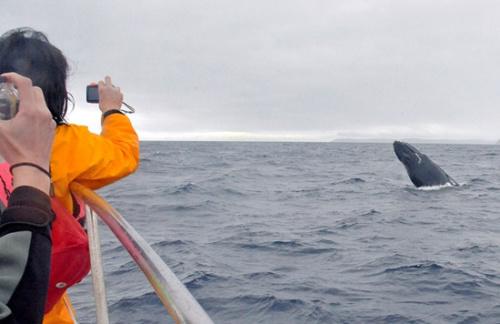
<box><xmin>393</xmin><ymin>141</ymin><xmax>459</xmax><ymax>188</ymax></box>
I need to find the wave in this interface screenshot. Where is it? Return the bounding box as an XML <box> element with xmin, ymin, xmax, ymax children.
<box><xmin>243</xmin><ymin>271</ymin><xmax>283</xmax><ymax>280</ymax></box>
<box><xmin>360</xmin><ymin>209</ymin><xmax>381</xmax><ymax>217</ymax></box>
<box><xmin>469</xmin><ymin>177</ymin><xmax>493</xmax><ymax>184</ymax></box>
<box><xmin>330</xmin><ymin>177</ymin><xmax>367</xmax><ymax>186</ymax></box>
<box><xmin>381</xmin><ymin>262</ymin><xmax>443</xmax><ymax>275</ymax></box>
<box><xmin>201</xmin><ymin>294</ymin><xmax>307</xmax><ymax>321</ymax></box>
<box><xmin>108</xmin><ymin>291</ymin><xmax>169</xmax><ymax>324</ymax></box>
<box><xmin>415</xmin><ymin>183</ymin><xmax>459</xmax><ymax>191</ymax></box>
<box><xmin>184</xmin><ymin>271</ymin><xmax>227</xmax><ymax>289</ymax></box>
<box><xmin>170</xmin><ymin>182</ymin><xmax>197</xmax><ymax>194</ymax></box>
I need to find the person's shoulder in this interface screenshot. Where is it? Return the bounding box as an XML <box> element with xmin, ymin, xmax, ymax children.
<box><xmin>54</xmin><ymin>124</ymin><xmax>93</xmax><ymax>146</ymax></box>
<box><xmin>55</xmin><ymin>123</ymin><xmax>90</xmax><ymax>135</ymax></box>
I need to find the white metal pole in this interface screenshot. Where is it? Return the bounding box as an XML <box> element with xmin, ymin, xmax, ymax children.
<box><xmin>86</xmin><ymin>205</ymin><xmax>110</xmax><ymax>324</ymax></box>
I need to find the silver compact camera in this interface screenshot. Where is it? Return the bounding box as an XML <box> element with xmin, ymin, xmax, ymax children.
<box><xmin>0</xmin><ymin>76</ymin><xmax>18</xmax><ymax>120</ymax></box>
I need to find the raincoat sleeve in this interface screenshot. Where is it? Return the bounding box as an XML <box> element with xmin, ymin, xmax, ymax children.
<box><xmin>0</xmin><ymin>186</ymin><xmax>53</xmax><ymax>324</ymax></box>
<box><xmin>53</xmin><ymin>113</ymin><xmax>140</xmax><ymax>191</ymax></box>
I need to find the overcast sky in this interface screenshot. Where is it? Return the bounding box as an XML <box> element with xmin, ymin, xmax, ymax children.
<box><xmin>4</xmin><ymin>1</ymin><xmax>500</xmax><ymax>142</ymax></box>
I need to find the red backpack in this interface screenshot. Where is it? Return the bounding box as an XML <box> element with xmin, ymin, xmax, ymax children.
<box><xmin>0</xmin><ymin>163</ymin><xmax>91</xmax><ymax>313</ymax></box>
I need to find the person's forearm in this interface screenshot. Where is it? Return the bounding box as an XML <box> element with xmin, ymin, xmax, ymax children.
<box><xmin>11</xmin><ymin>165</ymin><xmax>51</xmax><ymax>194</ymax></box>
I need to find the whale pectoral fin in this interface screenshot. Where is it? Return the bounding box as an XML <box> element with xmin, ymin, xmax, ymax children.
<box><xmin>446</xmin><ymin>175</ymin><xmax>459</xmax><ymax>186</ymax></box>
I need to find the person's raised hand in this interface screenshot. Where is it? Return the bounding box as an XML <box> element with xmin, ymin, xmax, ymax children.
<box><xmin>98</xmin><ymin>76</ymin><xmax>123</xmax><ymax>113</ymax></box>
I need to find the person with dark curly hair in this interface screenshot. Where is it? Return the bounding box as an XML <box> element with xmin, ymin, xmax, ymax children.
<box><xmin>0</xmin><ymin>28</ymin><xmax>140</xmax><ymax>323</ymax></box>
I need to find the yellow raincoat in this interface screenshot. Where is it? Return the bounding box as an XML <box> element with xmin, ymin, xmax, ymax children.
<box><xmin>43</xmin><ymin>112</ymin><xmax>140</xmax><ymax>323</ymax></box>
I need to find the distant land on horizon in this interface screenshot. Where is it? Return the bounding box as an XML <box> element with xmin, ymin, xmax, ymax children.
<box><xmin>137</xmin><ymin>138</ymin><xmax>499</xmax><ymax>144</ymax></box>
<box><xmin>333</xmin><ymin>138</ymin><xmax>498</xmax><ymax>145</ymax></box>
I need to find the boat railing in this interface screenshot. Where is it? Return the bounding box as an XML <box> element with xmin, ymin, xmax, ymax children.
<box><xmin>70</xmin><ymin>182</ymin><xmax>214</xmax><ymax>324</ymax></box>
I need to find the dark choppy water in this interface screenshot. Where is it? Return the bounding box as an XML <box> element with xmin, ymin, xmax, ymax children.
<box><xmin>71</xmin><ymin>141</ymin><xmax>500</xmax><ymax>323</ymax></box>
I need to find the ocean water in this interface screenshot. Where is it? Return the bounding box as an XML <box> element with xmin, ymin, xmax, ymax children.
<box><xmin>70</xmin><ymin>141</ymin><xmax>500</xmax><ymax>324</ymax></box>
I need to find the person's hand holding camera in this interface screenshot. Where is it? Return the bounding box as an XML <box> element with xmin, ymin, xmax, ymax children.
<box><xmin>0</xmin><ymin>73</ymin><xmax>55</xmax><ymax>194</ymax></box>
<box><xmin>98</xmin><ymin>76</ymin><xmax>123</xmax><ymax>113</ymax></box>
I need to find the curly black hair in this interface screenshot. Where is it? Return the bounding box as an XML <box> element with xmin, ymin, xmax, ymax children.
<box><xmin>0</xmin><ymin>27</ymin><xmax>73</xmax><ymax>124</ymax></box>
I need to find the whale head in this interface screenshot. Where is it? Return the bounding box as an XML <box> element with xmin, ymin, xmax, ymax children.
<box><xmin>393</xmin><ymin>141</ymin><xmax>424</xmax><ymax>166</ymax></box>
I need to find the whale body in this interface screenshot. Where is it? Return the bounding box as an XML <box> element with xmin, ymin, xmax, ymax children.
<box><xmin>393</xmin><ymin>141</ymin><xmax>458</xmax><ymax>188</ymax></box>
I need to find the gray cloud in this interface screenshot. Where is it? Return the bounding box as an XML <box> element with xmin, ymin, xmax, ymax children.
<box><xmin>3</xmin><ymin>1</ymin><xmax>500</xmax><ymax>141</ymax></box>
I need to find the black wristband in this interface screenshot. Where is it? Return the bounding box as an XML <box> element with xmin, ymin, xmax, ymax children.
<box><xmin>102</xmin><ymin>109</ymin><xmax>124</xmax><ymax>120</ymax></box>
